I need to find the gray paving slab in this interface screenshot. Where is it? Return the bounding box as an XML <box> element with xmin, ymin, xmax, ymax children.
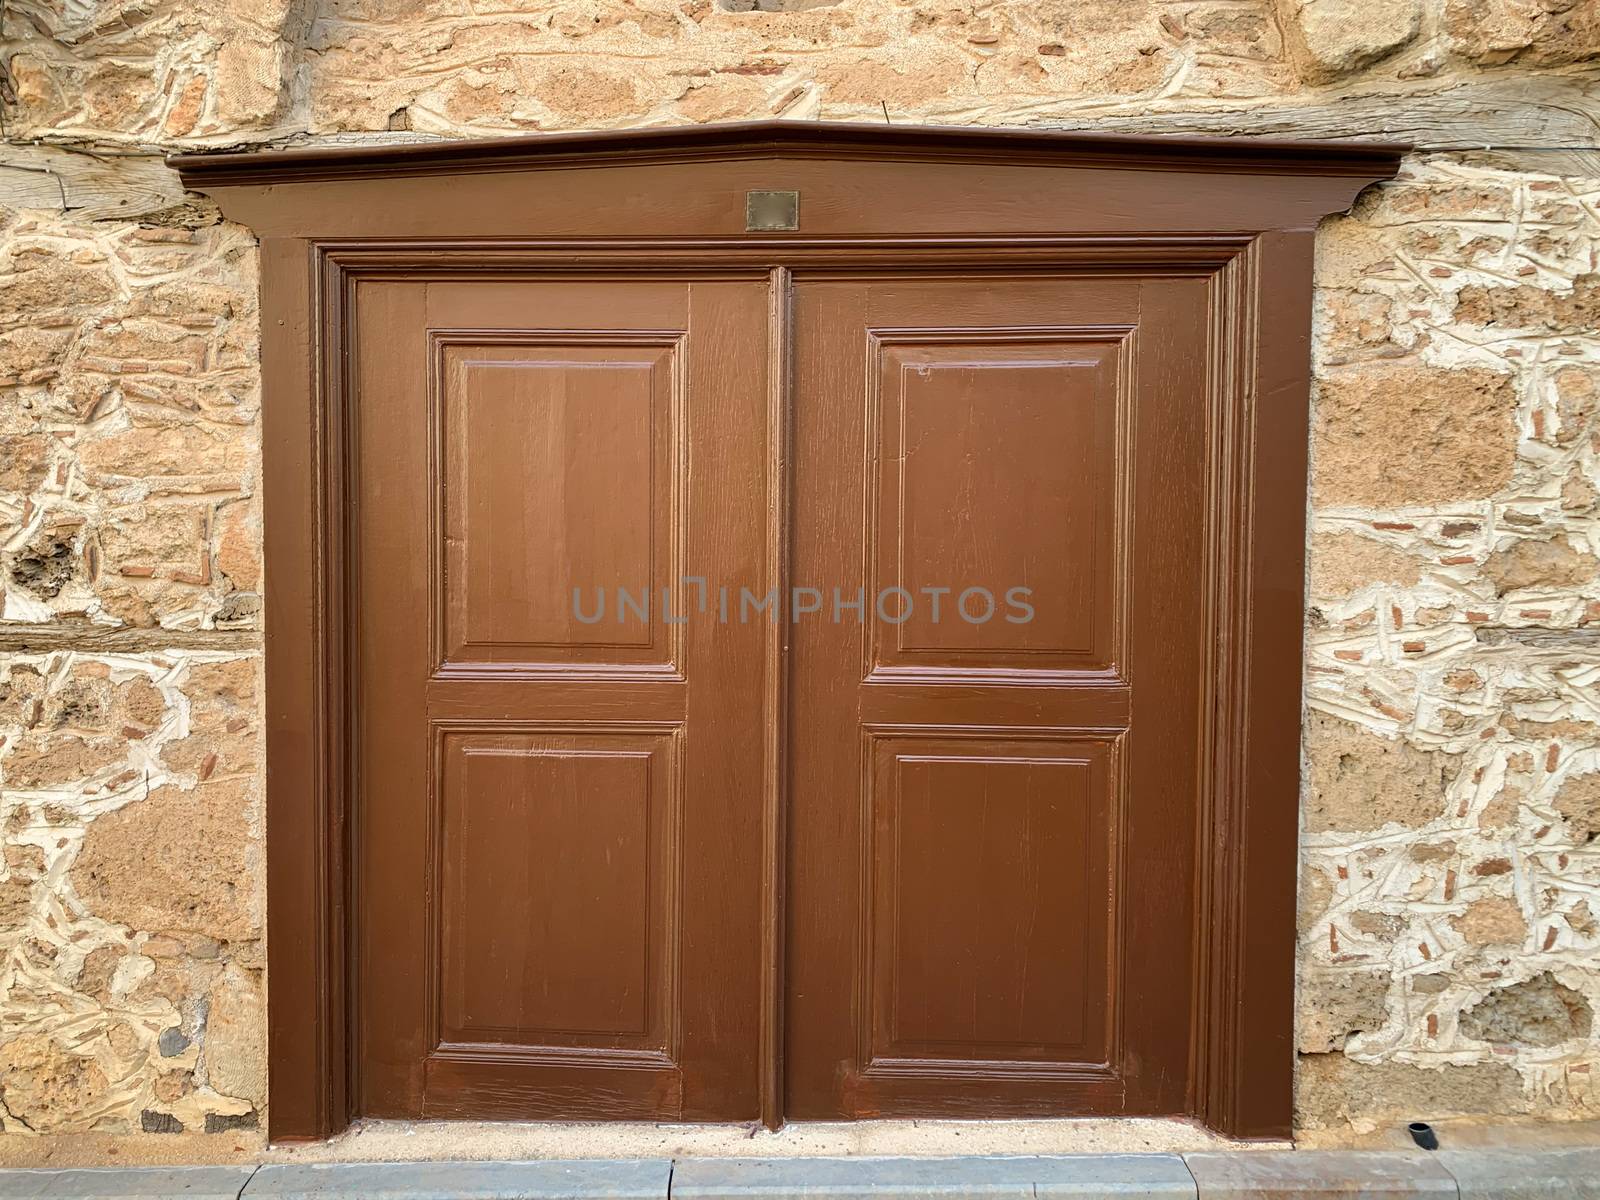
<box><xmin>0</xmin><ymin>1166</ymin><xmax>256</xmax><ymax>1199</ymax></box>
<box><xmin>1031</xmin><ymin>1156</ymin><xmax>1200</xmax><ymax>1199</ymax></box>
<box><xmin>1439</xmin><ymin>1148</ymin><xmax>1600</xmax><ymax>1198</ymax></box>
<box><xmin>241</xmin><ymin>1159</ymin><xmax>670</xmax><ymax>1200</ymax></box>
<box><xmin>1184</xmin><ymin>1152</ymin><xmax>1458</xmax><ymax>1198</ymax></box>
<box><xmin>669</xmin><ymin>1154</ymin><xmax>1197</xmax><ymax>1199</ymax></box>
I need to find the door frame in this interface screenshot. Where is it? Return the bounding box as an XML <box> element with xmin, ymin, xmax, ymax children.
<box><xmin>172</xmin><ymin>121</ymin><xmax>1404</xmax><ymax>1143</ymax></box>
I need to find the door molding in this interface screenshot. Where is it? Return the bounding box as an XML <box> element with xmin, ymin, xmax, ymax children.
<box><xmin>177</xmin><ymin>123</ymin><xmax>1404</xmax><ymax>1143</ymax></box>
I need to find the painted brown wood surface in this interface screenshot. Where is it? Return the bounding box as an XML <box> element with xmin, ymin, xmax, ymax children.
<box><xmin>786</xmin><ymin>275</ymin><xmax>1206</xmax><ymax>1120</ymax></box>
<box><xmin>184</xmin><ymin>120</ymin><xmax>1405</xmax><ymax>1143</ymax></box>
<box><xmin>259</xmin><ymin>236</ymin><xmax>350</xmax><ymax>1142</ymax></box>
<box><xmin>171</xmin><ymin>119</ymin><xmax>1404</xmax><ymax>183</ymax></box>
<box><xmin>349</xmin><ymin>278</ymin><xmax>772</xmax><ymax>1121</ymax></box>
<box><xmin>1191</xmin><ymin>231</ymin><xmax>1318</xmax><ymax>1138</ymax></box>
<box><xmin>172</xmin><ymin>122</ymin><xmax>1398</xmax><ymax>239</ymax></box>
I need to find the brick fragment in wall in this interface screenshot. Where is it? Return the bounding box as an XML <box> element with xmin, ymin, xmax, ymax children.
<box><xmin>0</xmin><ymin>651</ymin><xmax>262</xmax><ymax>1135</ymax></box>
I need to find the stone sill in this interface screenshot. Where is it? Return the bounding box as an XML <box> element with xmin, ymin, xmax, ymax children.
<box><xmin>3</xmin><ymin>1149</ymin><xmax>1600</xmax><ymax>1199</ymax></box>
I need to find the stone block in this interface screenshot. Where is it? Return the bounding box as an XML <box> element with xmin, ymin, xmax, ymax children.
<box><xmin>1312</xmin><ymin>364</ymin><xmax>1518</xmax><ymax>508</ymax></box>
<box><xmin>204</xmin><ymin>964</ymin><xmax>265</xmax><ymax>1108</ymax></box>
<box><xmin>1276</xmin><ymin>0</ymin><xmax>1423</xmax><ymax>81</ymax></box>
<box><xmin>1459</xmin><ymin>972</ymin><xmax>1594</xmax><ymax>1049</ymax></box>
<box><xmin>1295</xmin><ymin>1056</ymin><xmax>1528</xmax><ymax>1129</ymax></box>
<box><xmin>1303</xmin><ymin>715</ymin><xmax>1457</xmax><ymax>833</ymax></box>
<box><xmin>0</xmin><ymin>1035</ymin><xmax>113</xmax><ymax>1136</ymax></box>
<box><xmin>70</xmin><ymin>778</ymin><xmax>257</xmax><ymax>943</ymax></box>
<box><xmin>1446</xmin><ymin>0</ymin><xmax>1600</xmax><ymax>66</ymax></box>
<box><xmin>1298</xmin><ymin>967</ymin><xmax>1394</xmax><ymax>1053</ymax></box>
<box><xmin>1483</xmin><ymin>538</ymin><xmax>1599</xmax><ymax>595</ymax></box>
<box><xmin>1308</xmin><ymin>532</ymin><xmax>1426</xmax><ymax>597</ymax></box>
<box><xmin>1451</xmin><ymin>897</ymin><xmax>1529</xmax><ymax>948</ymax></box>
<box><xmin>1554</xmin><ymin>772</ymin><xmax>1600</xmax><ymax>843</ymax></box>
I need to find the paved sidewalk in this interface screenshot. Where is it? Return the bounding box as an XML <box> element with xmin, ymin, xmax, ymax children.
<box><xmin>1</xmin><ymin>1149</ymin><xmax>1598</xmax><ymax>1198</ymax></box>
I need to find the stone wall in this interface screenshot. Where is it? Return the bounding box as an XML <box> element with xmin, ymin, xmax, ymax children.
<box><xmin>0</xmin><ymin>204</ymin><xmax>264</xmax><ymax>1136</ymax></box>
<box><xmin>1299</xmin><ymin>156</ymin><xmax>1600</xmax><ymax>1135</ymax></box>
<box><xmin>1</xmin><ymin>0</ymin><xmax>1598</xmax><ymax>1146</ymax></box>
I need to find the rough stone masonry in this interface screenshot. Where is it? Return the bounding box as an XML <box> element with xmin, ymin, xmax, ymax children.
<box><xmin>0</xmin><ymin>0</ymin><xmax>1598</xmax><ymax>1149</ymax></box>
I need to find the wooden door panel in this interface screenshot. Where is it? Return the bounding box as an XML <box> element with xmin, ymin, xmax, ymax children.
<box><xmin>866</xmin><ymin>732</ymin><xmax>1115</xmax><ymax>1071</ymax></box>
<box><xmin>435</xmin><ymin>727</ymin><xmax>678</xmax><ymax>1053</ymax></box>
<box><xmin>435</xmin><ymin>333</ymin><xmax>683</xmax><ymax>674</ymax></box>
<box><xmin>354</xmin><ymin>276</ymin><xmax>770</xmax><ymax>1122</ymax></box>
<box><xmin>868</xmin><ymin>328</ymin><xmax>1125</xmax><ymax>676</ymax></box>
<box><xmin>787</xmin><ymin>274</ymin><xmax>1206</xmax><ymax>1120</ymax></box>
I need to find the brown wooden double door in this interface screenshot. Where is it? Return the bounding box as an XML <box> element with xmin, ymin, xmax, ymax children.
<box><xmin>353</xmin><ymin>268</ymin><xmax>1206</xmax><ymax>1122</ymax></box>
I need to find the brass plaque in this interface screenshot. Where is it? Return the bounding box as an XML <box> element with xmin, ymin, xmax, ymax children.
<box><xmin>746</xmin><ymin>190</ymin><xmax>799</xmax><ymax>232</ymax></box>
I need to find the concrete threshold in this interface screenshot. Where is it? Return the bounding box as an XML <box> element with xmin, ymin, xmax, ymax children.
<box><xmin>0</xmin><ymin>1119</ymin><xmax>1273</xmax><ymax>1170</ymax></box>
<box><xmin>280</xmin><ymin>1118</ymin><xmax>1267</xmax><ymax>1164</ymax></box>
<box><xmin>2</xmin><ymin>1149</ymin><xmax>1599</xmax><ymax>1199</ymax></box>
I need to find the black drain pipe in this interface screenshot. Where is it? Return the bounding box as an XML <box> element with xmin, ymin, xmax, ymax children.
<box><xmin>1408</xmin><ymin>1121</ymin><xmax>1440</xmax><ymax>1151</ymax></box>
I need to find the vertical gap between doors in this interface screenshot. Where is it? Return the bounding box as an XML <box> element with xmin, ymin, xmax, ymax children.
<box><xmin>759</xmin><ymin>264</ymin><xmax>795</xmax><ymax>1129</ymax></box>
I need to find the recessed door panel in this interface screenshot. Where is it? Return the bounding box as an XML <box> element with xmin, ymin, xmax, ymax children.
<box><xmin>866</xmin><ymin>733</ymin><xmax>1115</xmax><ymax>1071</ymax></box>
<box><xmin>435</xmin><ymin>728</ymin><xmax>678</xmax><ymax>1053</ymax></box>
<box><xmin>869</xmin><ymin>329</ymin><xmax>1126</xmax><ymax>677</ymax></box>
<box><xmin>435</xmin><ymin>334</ymin><xmax>683</xmax><ymax>674</ymax></box>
